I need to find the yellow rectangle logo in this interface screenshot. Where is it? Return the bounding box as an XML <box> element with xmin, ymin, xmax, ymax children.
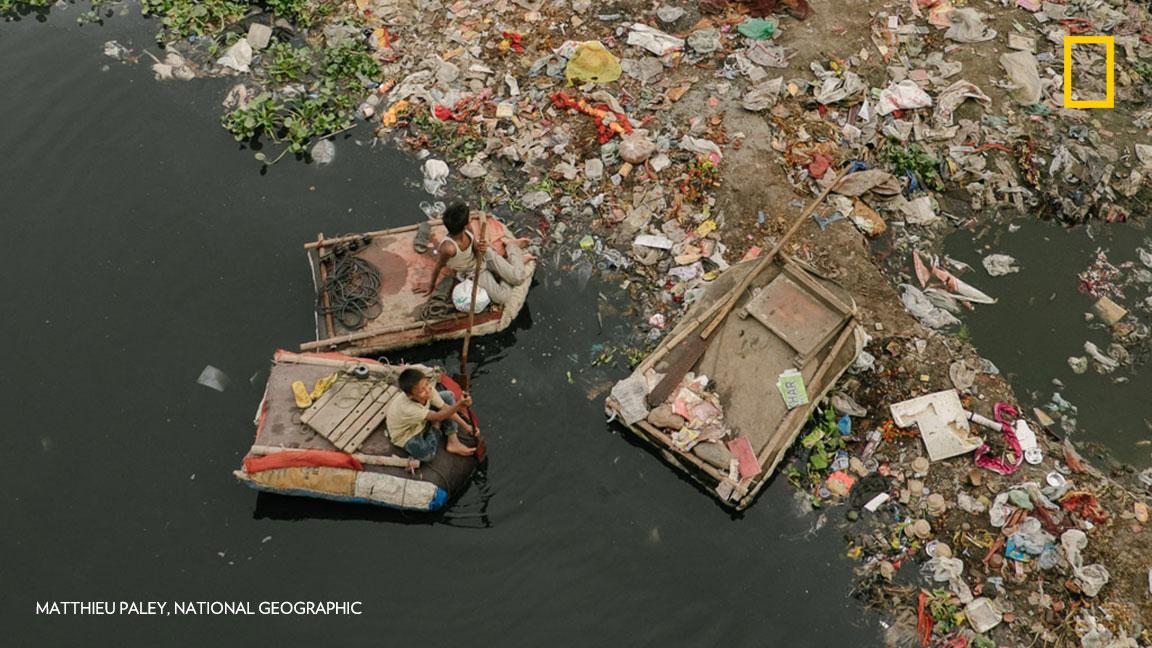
<box><xmin>1063</xmin><ymin>35</ymin><xmax>1114</xmax><ymax>109</ymax></box>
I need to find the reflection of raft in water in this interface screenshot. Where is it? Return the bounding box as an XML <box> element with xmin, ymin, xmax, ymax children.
<box><xmin>300</xmin><ymin>217</ymin><xmax>535</xmax><ymax>356</ymax></box>
<box><xmin>234</xmin><ymin>350</ymin><xmax>480</xmax><ymax>512</ymax></box>
<box><xmin>606</xmin><ymin>257</ymin><xmax>865</xmax><ymax>511</ymax></box>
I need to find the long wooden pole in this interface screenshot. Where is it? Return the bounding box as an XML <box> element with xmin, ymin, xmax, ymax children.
<box><xmin>302</xmin><ymin>221</ymin><xmax>433</xmax><ymax>249</ymax></box>
<box><xmin>300</xmin><ymin>319</ymin><xmax>425</xmax><ymax>351</ymax></box>
<box><xmin>646</xmin><ymin>175</ymin><xmax>842</xmax><ymax>407</ymax></box>
<box><xmin>460</xmin><ymin>212</ymin><xmax>487</xmax><ymax>394</ymax></box>
<box><xmin>315</xmin><ymin>233</ymin><xmax>338</xmax><ymax>339</ymax></box>
<box><xmin>248</xmin><ymin>445</ymin><xmax>413</xmax><ymax>468</ymax></box>
<box><xmin>698</xmin><ymin>176</ymin><xmax>839</xmax><ymax>340</ymax></box>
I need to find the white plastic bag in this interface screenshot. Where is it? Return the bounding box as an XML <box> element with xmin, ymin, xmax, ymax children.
<box><xmin>422</xmin><ymin>159</ymin><xmax>449</xmax><ymax>196</ymax></box>
<box><xmin>452</xmin><ymin>279</ymin><xmax>490</xmax><ymax>313</ymax></box>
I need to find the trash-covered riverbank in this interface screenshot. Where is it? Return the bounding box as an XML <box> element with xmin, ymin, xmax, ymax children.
<box><xmin>29</xmin><ymin>0</ymin><xmax>1152</xmax><ymax>643</ymax></box>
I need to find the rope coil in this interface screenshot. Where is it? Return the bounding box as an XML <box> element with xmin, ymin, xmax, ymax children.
<box><xmin>317</xmin><ymin>241</ymin><xmax>382</xmax><ymax>331</ymax></box>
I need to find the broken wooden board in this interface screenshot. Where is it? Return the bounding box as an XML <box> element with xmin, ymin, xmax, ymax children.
<box><xmin>742</xmin><ymin>272</ymin><xmax>846</xmax><ymax>360</ymax></box>
<box><xmin>327</xmin><ymin>382</ymin><xmax>389</xmax><ymax>447</ymax></box>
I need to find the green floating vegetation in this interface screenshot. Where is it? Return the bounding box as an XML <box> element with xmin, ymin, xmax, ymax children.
<box><xmin>7</xmin><ymin>0</ymin><xmax>378</xmax><ymax>159</ymax></box>
<box><xmin>141</xmin><ymin>0</ymin><xmax>337</xmax><ymax>38</ymax></box>
<box><xmin>2</xmin><ymin>0</ymin><xmax>115</xmax><ymax>25</ymax></box>
<box><xmin>140</xmin><ymin>0</ymin><xmax>250</xmax><ymax>37</ymax></box>
<box><xmin>785</xmin><ymin>407</ymin><xmax>847</xmax><ymax>506</ymax></box>
<box><xmin>221</xmin><ymin>38</ymin><xmax>380</xmax><ymax>156</ymax></box>
<box><xmin>264</xmin><ymin>0</ymin><xmax>335</xmax><ymax>29</ymax></box>
<box><xmin>264</xmin><ymin>41</ymin><xmax>314</xmax><ymax>83</ymax></box>
<box><xmin>1134</xmin><ymin>61</ymin><xmax>1152</xmax><ymax>82</ymax></box>
<box><xmin>405</xmin><ymin>110</ymin><xmax>487</xmax><ymax>164</ymax></box>
<box><xmin>0</xmin><ymin>0</ymin><xmax>54</xmax><ymax>14</ymax></box>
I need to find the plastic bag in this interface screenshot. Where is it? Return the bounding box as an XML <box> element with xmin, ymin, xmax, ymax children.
<box><xmin>565</xmin><ymin>41</ymin><xmax>622</xmax><ymax>84</ymax></box>
<box><xmin>945</xmin><ymin>8</ymin><xmax>996</xmax><ymax>43</ymax></box>
<box><xmin>422</xmin><ymin>159</ymin><xmax>449</xmax><ymax>195</ymax></box>
<box><xmin>737</xmin><ymin>18</ymin><xmax>777</xmax><ymax>40</ymax></box>
<box><xmin>626</xmin><ymin>24</ymin><xmax>684</xmax><ymax>56</ymax></box>
<box><xmin>452</xmin><ymin>279</ymin><xmax>491</xmax><ymax>313</ymax></box>
<box><xmin>217</xmin><ymin>38</ymin><xmax>253</xmax><ymax>72</ymax></box>
<box><xmin>311</xmin><ymin>139</ymin><xmax>335</xmax><ymax>166</ymax></box>
<box><xmin>618</xmin><ymin>132</ymin><xmax>657</xmax><ymax>163</ymax></box>
<box><xmin>982</xmin><ymin>253</ymin><xmax>1020</xmax><ymax>276</ymax></box>
<box><xmin>876</xmin><ymin>80</ymin><xmax>933</xmax><ymax>116</ymax></box>
<box><xmin>196</xmin><ymin>365</ymin><xmax>230</xmax><ymax>392</ymax></box>
<box><xmin>999</xmin><ymin>50</ymin><xmax>1042</xmax><ymax>105</ymax></box>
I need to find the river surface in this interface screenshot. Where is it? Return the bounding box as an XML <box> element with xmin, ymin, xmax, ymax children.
<box><xmin>1</xmin><ymin>9</ymin><xmax>878</xmax><ymax>646</ymax></box>
<box><xmin>944</xmin><ymin>219</ymin><xmax>1152</xmax><ymax>469</ymax></box>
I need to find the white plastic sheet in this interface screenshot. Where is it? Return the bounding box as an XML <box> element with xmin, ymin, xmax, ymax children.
<box><xmin>876</xmin><ymin>80</ymin><xmax>933</xmax><ymax>116</ymax></box>
<box><xmin>626</xmin><ymin>24</ymin><xmax>684</xmax><ymax>56</ymax></box>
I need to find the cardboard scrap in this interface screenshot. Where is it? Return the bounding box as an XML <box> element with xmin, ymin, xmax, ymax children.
<box><xmin>777</xmin><ymin>369</ymin><xmax>809</xmax><ymax>409</ymax></box>
<box><xmin>890</xmin><ymin>389</ymin><xmax>982</xmax><ymax>461</ymax></box>
<box><xmin>726</xmin><ymin>436</ymin><xmax>762</xmax><ymax>480</ymax></box>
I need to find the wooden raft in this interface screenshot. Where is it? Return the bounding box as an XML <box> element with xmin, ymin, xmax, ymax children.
<box><xmin>299</xmin><ymin>378</ymin><xmax>400</xmax><ymax>453</ymax></box>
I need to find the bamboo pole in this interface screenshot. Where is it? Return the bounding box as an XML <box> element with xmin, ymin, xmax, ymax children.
<box><xmin>315</xmin><ymin>233</ymin><xmax>338</xmax><ymax>340</ymax></box>
<box><xmin>633</xmin><ymin>419</ymin><xmax>748</xmax><ymax>498</ymax></box>
<box><xmin>302</xmin><ymin>222</ymin><xmax>432</xmax><ymax>249</ymax></box>
<box><xmin>276</xmin><ymin>350</ymin><xmax>419</xmax><ymax>375</ymax></box>
<box><xmin>248</xmin><ymin>444</ymin><xmax>414</xmax><ymax>468</ymax></box>
<box><xmin>646</xmin><ymin>175</ymin><xmax>842</xmax><ymax>406</ymax></box>
<box><xmin>459</xmin><ymin>212</ymin><xmax>487</xmax><ymax>394</ymax></box>
<box><xmin>699</xmin><ymin>177</ymin><xmax>839</xmax><ymax>340</ymax></box>
<box><xmin>634</xmin><ymin>281</ymin><xmax>739</xmax><ymax>374</ymax></box>
<box><xmin>300</xmin><ymin>320</ymin><xmax>426</xmax><ymax>351</ymax></box>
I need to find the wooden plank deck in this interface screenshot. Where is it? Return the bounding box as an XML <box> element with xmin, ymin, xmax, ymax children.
<box><xmin>327</xmin><ymin>382</ymin><xmax>389</xmax><ymax>447</ymax></box>
<box><xmin>303</xmin><ymin>378</ymin><xmax>390</xmax><ymax>447</ymax></box>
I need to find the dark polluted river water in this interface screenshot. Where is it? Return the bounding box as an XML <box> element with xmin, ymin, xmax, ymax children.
<box><xmin>0</xmin><ymin>10</ymin><xmax>878</xmax><ymax>647</ymax></box>
<box><xmin>944</xmin><ymin>219</ymin><xmax>1152</xmax><ymax>470</ymax></box>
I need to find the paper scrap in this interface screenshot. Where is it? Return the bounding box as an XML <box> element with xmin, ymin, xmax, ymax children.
<box><xmin>610</xmin><ymin>374</ymin><xmax>650</xmax><ymax>425</ymax></box>
<box><xmin>864</xmin><ymin>492</ymin><xmax>891</xmax><ymax>512</ymax></box>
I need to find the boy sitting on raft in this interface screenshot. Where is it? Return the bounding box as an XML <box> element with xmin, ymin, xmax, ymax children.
<box><xmin>418</xmin><ymin>201</ymin><xmax>535</xmax><ymax>305</ymax></box>
<box><xmin>387</xmin><ymin>368</ymin><xmax>477</xmax><ymax>461</ymax></box>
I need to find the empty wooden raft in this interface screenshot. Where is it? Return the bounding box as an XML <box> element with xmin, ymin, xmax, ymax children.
<box><xmin>299</xmin><ymin>378</ymin><xmax>401</xmax><ymax>453</ymax></box>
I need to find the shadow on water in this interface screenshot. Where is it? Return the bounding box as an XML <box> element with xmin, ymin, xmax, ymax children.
<box><xmin>606</xmin><ymin>419</ymin><xmax>786</xmax><ymax>520</ymax></box>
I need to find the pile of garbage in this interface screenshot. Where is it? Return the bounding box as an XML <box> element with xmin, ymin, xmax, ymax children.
<box><xmin>646</xmin><ymin>371</ymin><xmax>742</xmax><ymax>467</ymax></box>
<box><xmin>786</xmin><ymin>328</ymin><xmax>1152</xmax><ymax>646</ymax></box>
<box><xmin>365</xmin><ymin>3</ymin><xmax>769</xmax><ymax>333</ymax></box>
<box><xmin>1069</xmin><ymin>245</ymin><xmax>1152</xmax><ymax>377</ymax></box>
